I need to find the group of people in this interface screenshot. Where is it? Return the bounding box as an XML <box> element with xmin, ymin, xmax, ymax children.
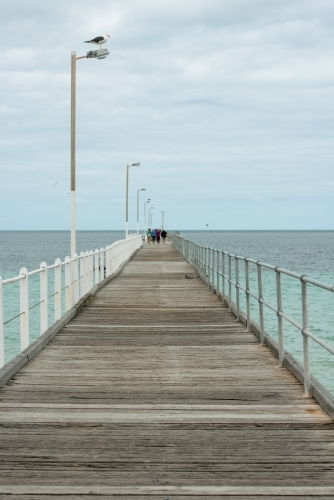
<box><xmin>147</xmin><ymin>228</ymin><xmax>167</xmax><ymax>244</ymax></box>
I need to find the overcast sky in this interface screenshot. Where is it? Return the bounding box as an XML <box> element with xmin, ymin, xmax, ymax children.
<box><xmin>1</xmin><ymin>0</ymin><xmax>333</xmax><ymax>230</ymax></box>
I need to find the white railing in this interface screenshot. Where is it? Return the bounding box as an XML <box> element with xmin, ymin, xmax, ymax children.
<box><xmin>0</xmin><ymin>235</ymin><xmax>142</xmax><ymax>368</ymax></box>
<box><xmin>172</xmin><ymin>235</ymin><xmax>334</xmax><ymax>399</ymax></box>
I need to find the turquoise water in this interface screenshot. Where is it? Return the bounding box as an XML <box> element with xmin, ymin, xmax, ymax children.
<box><xmin>1</xmin><ymin>230</ymin><xmax>334</xmax><ymax>394</ymax></box>
<box><xmin>182</xmin><ymin>231</ymin><xmax>334</xmax><ymax>394</ymax></box>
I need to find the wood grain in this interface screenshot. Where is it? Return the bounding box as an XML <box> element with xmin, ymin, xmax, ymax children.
<box><xmin>0</xmin><ymin>242</ymin><xmax>334</xmax><ymax>498</ymax></box>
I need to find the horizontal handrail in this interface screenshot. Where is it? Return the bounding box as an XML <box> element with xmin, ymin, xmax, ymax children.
<box><xmin>172</xmin><ymin>234</ymin><xmax>334</xmax><ymax>399</ymax></box>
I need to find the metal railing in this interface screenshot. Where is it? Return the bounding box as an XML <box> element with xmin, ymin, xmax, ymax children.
<box><xmin>0</xmin><ymin>235</ymin><xmax>142</xmax><ymax>368</ymax></box>
<box><xmin>172</xmin><ymin>235</ymin><xmax>334</xmax><ymax>398</ymax></box>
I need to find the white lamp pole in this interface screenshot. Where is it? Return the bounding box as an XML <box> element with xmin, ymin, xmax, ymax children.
<box><xmin>161</xmin><ymin>211</ymin><xmax>165</xmax><ymax>230</ymax></box>
<box><xmin>126</xmin><ymin>163</ymin><xmax>140</xmax><ymax>239</ymax></box>
<box><xmin>70</xmin><ymin>47</ymin><xmax>109</xmax><ymax>257</ymax></box>
<box><xmin>136</xmin><ymin>188</ymin><xmax>146</xmax><ymax>235</ymax></box>
<box><xmin>149</xmin><ymin>208</ymin><xmax>154</xmax><ymax>228</ymax></box>
<box><xmin>144</xmin><ymin>199</ymin><xmax>151</xmax><ymax>241</ymax></box>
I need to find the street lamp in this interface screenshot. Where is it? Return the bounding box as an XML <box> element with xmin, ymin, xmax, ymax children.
<box><xmin>161</xmin><ymin>211</ymin><xmax>166</xmax><ymax>230</ymax></box>
<box><xmin>137</xmin><ymin>188</ymin><xmax>146</xmax><ymax>235</ymax></box>
<box><xmin>125</xmin><ymin>163</ymin><xmax>141</xmax><ymax>239</ymax></box>
<box><xmin>70</xmin><ymin>48</ymin><xmax>110</xmax><ymax>257</ymax></box>
<box><xmin>144</xmin><ymin>198</ymin><xmax>151</xmax><ymax>241</ymax></box>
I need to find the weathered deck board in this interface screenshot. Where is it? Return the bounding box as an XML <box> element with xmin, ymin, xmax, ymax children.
<box><xmin>0</xmin><ymin>242</ymin><xmax>334</xmax><ymax>498</ymax></box>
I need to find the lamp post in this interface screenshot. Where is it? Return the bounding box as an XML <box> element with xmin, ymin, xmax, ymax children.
<box><xmin>161</xmin><ymin>211</ymin><xmax>165</xmax><ymax>230</ymax></box>
<box><xmin>149</xmin><ymin>207</ymin><xmax>154</xmax><ymax>228</ymax></box>
<box><xmin>70</xmin><ymin>48</ymin><xmax>109</xmax><ymax>257</ymax></box>
<box><xmin>144</xmin><ymin>199</ymin><xmax>151</xmax><ymax>241</ymax></box>
<box><xmin>136</xmin><ymin>188</ymin><xmax>146</xmax><ymax>235</ymax></box>
<box><xmin>125</xmin><ymin>163</ymin><xmax>141</xmax><ymax>239</ymax></box>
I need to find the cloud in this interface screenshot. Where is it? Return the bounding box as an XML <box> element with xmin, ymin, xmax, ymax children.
<box><xmin>0</xmin><ymin>0</ymin><xmax>334</xmax><ymax>230</ymax></box>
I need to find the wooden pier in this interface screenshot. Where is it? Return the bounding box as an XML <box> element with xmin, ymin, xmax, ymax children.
<box><xmin>1</xmin><ymin>242</ymin><xmax>334</xmax><ymax>498</ymax></box>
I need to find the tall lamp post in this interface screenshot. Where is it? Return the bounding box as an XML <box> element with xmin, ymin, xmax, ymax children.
<box><xmin>144</xmin><ymin>199</ymin><xmax>151</xmax><ymax>241</ymax></box>
<box><xmin>125</xmin><ymin>163</ymin><xmax>141</xmax><ymax>239</ymax></box>
<box><xmin>136</xmin><ymin>188</ymin><xmax>146</xmax><ymax>235</ymax></box>
<box><xmin>161</xmin><ymin>211</ymin><xmax>166</xmax><ymax>230</ymax></box>
<box><xmin>149</xmin><ymin>207</ymin><xmax>154</xmax><ymax>228</ymax></box>
<box><xmin>70</xmin><ymin>47</ymin><xmax>109</xmax><ymax>257</ymax></box>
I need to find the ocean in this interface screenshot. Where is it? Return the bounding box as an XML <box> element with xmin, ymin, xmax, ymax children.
<box><xmin>1</xmin><ymin>230</ymin><xmax>334</xmax><ymax>394</ymax></box>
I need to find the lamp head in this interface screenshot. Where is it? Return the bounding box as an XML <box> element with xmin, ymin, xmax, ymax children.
<box><xmin>132</xmin><ymin>162</ymin><xmax>141</xmax><ymax>167</ymax></box>
<box><xmin>87</xmin><ymin>48</ymin><xmax>110</xmax><ymax>59</ymax></box>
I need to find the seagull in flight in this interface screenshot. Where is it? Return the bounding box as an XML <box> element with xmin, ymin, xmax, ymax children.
<box><xmin>85</xmin><ymin>34</ymin><xmax>110</xmax><ymax>49</ymax></box>
<box><xmin>52</xmin><ymin>182</ymin><xmax>57</xmax><ymax>186</ymax></box>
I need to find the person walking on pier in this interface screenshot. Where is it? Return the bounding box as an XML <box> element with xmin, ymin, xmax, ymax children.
<box><xmin>156</xmin><ymin>228</ymin><xmax>161</xmax><ymax>243</ymax></box>
<box><xmin>161</xmin><ymin>229</ymin><xmax>167</xmax><ymax>243</ymax></box>
<box><xmin>146</xmin><ymin>228</ymin><xmax>152</xmax><ymax>244</ymax></box>
<box><xmin>151</xmin><ymin>228</ymin><xmax>156</xmax><ymax>243</ymax></box>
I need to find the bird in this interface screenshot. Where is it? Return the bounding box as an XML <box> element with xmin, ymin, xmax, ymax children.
<box><xmin>84</xmin><ymin>34</ymin><xmax>110</xmax><ymax>49</ymax></box>
<box><xmin>206</xmin><ymin>224</ymin><xmax>209</xmax><ymax>226</ymax></box>
<box><xmin>52</xmin><ymin>182</ymin><xmax>57</xmax><ymax>186</ymax></box>
<box><xmin>185</xmin><ymin>274</ymin><xmax>193</xmax><ymax>279</ymax></box>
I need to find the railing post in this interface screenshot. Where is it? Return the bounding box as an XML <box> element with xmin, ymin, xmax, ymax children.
<box><xmin>100</xmin><ymin>247</ymin><xmax>104</xmax><ymax>282</ymax></box>
<box><xmin>94</xmin><ymin>249</ymin><xmax>99</xmax><ymax>285</ymax></box>
<box><xmin>89</xmin><ymin>250</ymin><xmax>94</xmax><ymax>290</ymax></box>
<box><xmin>72</xmin><ymin>253</ymin><xmax>79</xmax><ymax>304</ymax></box>
<box><xmin>20</xmin><ymin>267</ymin><xmax>29</xmax><ymax>351</ymax></box>
<box><xmin>275</xmin><ymin>268</ymin><xmax>284</xmax><ymax>367</ymax></box>
<box><xmin>222</xmin><ymin>252</ymin><xmax>225</xmax><ymax>301</ymax></box>
<box><xmin>79</xmin><ymin>252</ymin><xmax>85</xmax><ymax>297</ymax></box>
<box><xmin>0</xmin><ymin>276</ymin><xmax>4</xmax><ymax>368</ymax></box>
<box><xmin>65</xmin><ymin>256</ymin><xmax>71</xmax><ymax>312</ymax></box>
<box><xmin>40</xmin><ymin>262</ymin><xmax>48</xmax><ymax>335</ymax></box>
<box><xmin>235</xmin><ymin>257</ymin><xmax>240</xmax><ymax>321</ymax></box>
<box><xmin>245</xmin><ymin>259</ymin><xmax>251</xmax><ymax>330</ymax></box>
<box><xmin>54</xmin><ymin>258</ymin><xmax>61</xmax><ymax>321</ymax></box>
<box><xmin>216</xmin><ymin>250</ymin><xmax>220</xmax><ymax>299</ymax></box>
<box><xmin>228</xmin><ymin>255</ymin><xmax>232</xmax><ymax>311</ymax></box>
<box><xmin>213</xmin><ymin>249</ymin><xmax>216</xmax><ymax>289</ymax></box>
<box><xmin>301</xmin><ymin>277</ymin><xmax>311</xmax><ymax>397</ymax></box>
<box><xmin>84</xmin><ymin>251</ymin><xmax>89</xmax><ymax>293</ymax></box>
<box><xmin>257</xmin><ymin>262</ymin><xmax>265</xmax><ymax>345</ymax></box>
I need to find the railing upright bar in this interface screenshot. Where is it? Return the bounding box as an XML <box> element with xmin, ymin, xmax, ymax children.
<box><xmin>0</xmin><ymin>277</ymin><xmax>4</xmax><ymax>368</ymax></box>
<box><xmin>275</xmin><ymin>268</ymin><xmax>284</xmax><ymax>367</ymax></box>
<box><xmin>213</xmin><ymin>249</ymin><xmax>216</xmax><ymax>291</ymax></box>
<box><xmin>257</xmin><ymin>262</ymin><xmax>265</xmax><ymax>345</ymax></box>
<box><xmin>19</xmin><ymin>267</ymin><xmax>29</xmax><ymax>351</ymax></box>
<box><xmin>84</xmin><ymin>251</ymin><xmax>89</xmax><ymax>294</ymax></box>
<box><xmin>301</xmin><ymin>279</ymin><xmax>311</xmax><ymax>396</ymax></box>
<box><xmin>235</xmin><ymin>257</ymin><xmax>240</xmax><ymax>321</ymax></box>
<box><xmin>65</xmin><ymin>256</ymin><xmax>71</xmax><ymax>312</ymax></box>
<box><xmin>245</xmin><ymin>259</ymin><xmax>251</xmax><ymax>330</ymax></box>
<box><xmin>222</xmin><ymin>252</ymin><xmax>225</xmax><ymax>301</ymax></box>
<box><xmin>79</xmin><ymin>252</ymin><xmax>85</xmax><ymax>297</ymax></box>
<box><xmin>40</xmin><ymin>262</ymin><xmax>48</xmax><ymax>335</ymax></box>
<box><xmin>72</xmin><ymin>253</ymin><xmax>79</xmax><ymax>304</ymax></box>
<box><xmin>228</xmin><ymin>255</ymin><xmax>232</xmax><ymax>311</ymax></box>
<box><xmin>89</xmin><ymin>250</ymin><xmax>94</xmax><ymax>290</ymax></box>
<box><xmin>94</xmin><ymin>249</ymin><xmax>99</xmax><ymax>285</ymax></box>
<box><xmin>216</xmin><ymin>250</ymin><xmax>220</xmax><ymax>298</ymax></box>
<box><xmin>100</xmin><ymin>248</ymin><xmax>104</xmax><ymax>281</ymax></box>
<box><xmin>54</xmin><ymin>259</ymin><xmax>61</xmax><ymax>321</ymax></box>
